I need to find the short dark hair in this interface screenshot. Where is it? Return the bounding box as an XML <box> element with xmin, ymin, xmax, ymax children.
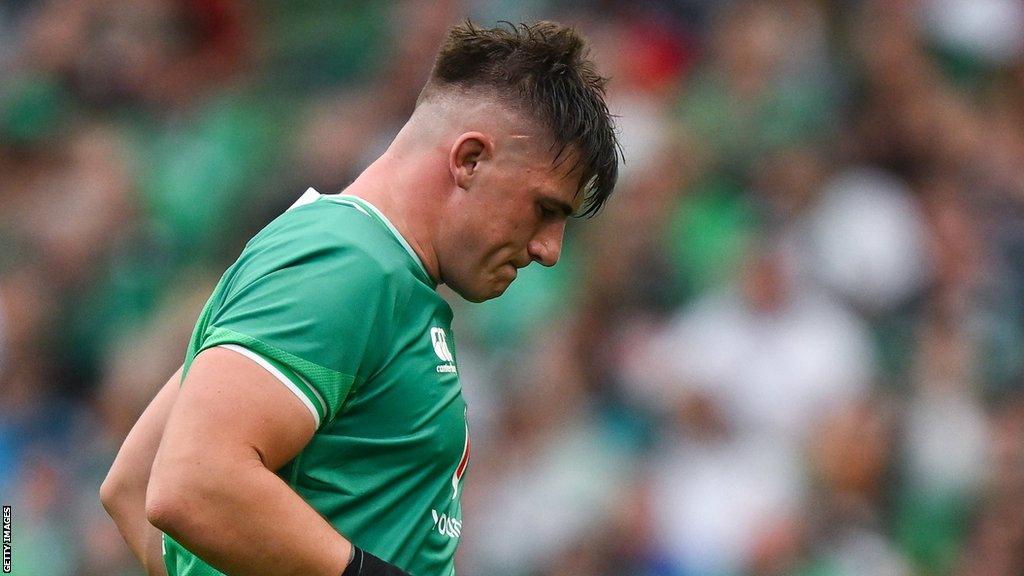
<box><xmin>420</xmin><ymin>20</ymin><xmax>621</xmax><ymax>217</ymax></box>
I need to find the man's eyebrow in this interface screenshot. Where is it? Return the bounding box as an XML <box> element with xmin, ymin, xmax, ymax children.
<box><xmin>541</xmin><ymin>194</ymin><xmax>576</xmax><ymax>218</ymax></box>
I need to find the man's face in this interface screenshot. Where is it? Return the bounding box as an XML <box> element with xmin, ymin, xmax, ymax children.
<box><xmin>439</xmin><ymin>134</ymin><xmax>581</xmax><ymax>302</ymax></box>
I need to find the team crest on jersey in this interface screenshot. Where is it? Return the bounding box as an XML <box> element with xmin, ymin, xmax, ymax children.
<box><xmin>430</xmin><ymin>327</ymin><xmax>457</xmax><ymax>374</ymax></box>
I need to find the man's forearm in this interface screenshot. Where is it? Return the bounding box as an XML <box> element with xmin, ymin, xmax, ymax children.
<box><xmin>101</xmin><ymin>369</ymin><xmax>181</xmax><ymax>575</ymax></box>
<box><xmin>143</xmin><ymin>528</ymin><xmax>168</xmax><ymax>576</ymax></box>
<box><xmin>102</xmin><ymin>477</ymin><xmax>168</xmax><ymax>576</ymax></box>
<box><xmin>146</xmin><ymin>455</ymin><xmax>352</xmax><ymax>576</ymax></box>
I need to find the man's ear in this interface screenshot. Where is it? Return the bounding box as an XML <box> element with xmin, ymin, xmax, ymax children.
<box><xmin>450</xmin><ymin>132</ymin><xmax>491</xmax><ymax>190</ymax></box>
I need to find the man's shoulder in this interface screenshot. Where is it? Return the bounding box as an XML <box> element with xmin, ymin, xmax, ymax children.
<box><xmin>243</xmin><ymin>195</ymin><xmax>413</xmax><ymax>285</ymax></box>
<box><xmin>261</xmin><ymin>193</ymin><xmax>392</xmax><ymax>248</ymax></box>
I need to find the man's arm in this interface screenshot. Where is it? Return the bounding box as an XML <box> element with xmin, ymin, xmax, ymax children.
<box><xmin>143</xmin><ymin>346</ymin><xmax>353</xmax><ymax>576</ymax></box>
<box><xmin>101</xmin><ymin>367</ymin><xmax>182</xmax><ymax>576</ymax></box>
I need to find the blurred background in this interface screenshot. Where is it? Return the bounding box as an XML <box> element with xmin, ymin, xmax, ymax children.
<box><xmin>3</xmin><ymin>0</ymin><xmax>1024</xmax><ymax>574</ymax></box>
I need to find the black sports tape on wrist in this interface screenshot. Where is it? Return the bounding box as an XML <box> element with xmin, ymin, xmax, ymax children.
<box><xmin>340</xmin><ymin>545</ymin><xmax>412</xmax><ymax>576</ymax></box>
<box><xmin>358</xmin><ymin>548</ymin><xmax>412</xmax><ymax>576</ymax></box>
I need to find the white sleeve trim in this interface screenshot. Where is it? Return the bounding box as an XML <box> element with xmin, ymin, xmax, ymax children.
<box><xmin>217</xmin><ymin>344</ymin><xmax>321</xmax><ymax>428</ymax></box>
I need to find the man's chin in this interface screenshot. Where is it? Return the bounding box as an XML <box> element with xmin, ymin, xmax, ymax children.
<box><xmin>451</xmin><ymin>279</ymin><xmax>512</xmax><ymax>303</ymax></box>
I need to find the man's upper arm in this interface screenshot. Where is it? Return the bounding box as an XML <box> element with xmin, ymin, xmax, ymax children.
<box><xmin>145</xmin><ymin>339</ymin><xmax>356</xmax><ymax>576</ymax></box>
<box><xmin>198</xmin><ymin>221</ymin><xmax>398</xmax><ymax>426</ymax></box>
<box><xmin>153</xmin><ymin>346</ymin><xmax>317</xmax><ymax>479</ymax></box>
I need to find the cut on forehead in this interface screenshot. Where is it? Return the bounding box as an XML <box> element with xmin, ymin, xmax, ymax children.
<box><xmin>502</xmin><ymin>127</ymin><xmax>587</xmax><ymax>184</ymax></box>
<box><xmin>500</xmin><ymin>135</ymin><xmax>591</xmax><ymax>217</ymax></box>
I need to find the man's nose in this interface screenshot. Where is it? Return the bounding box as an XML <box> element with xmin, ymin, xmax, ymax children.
<box><xmin>527</xmin><ymin>224</ymin><xmax>564</xmax><ymax>267</ymax></box>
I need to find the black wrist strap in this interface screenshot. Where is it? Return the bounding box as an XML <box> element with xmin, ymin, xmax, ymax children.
<box><xmin>342</xmin><ymin>545</ymin><xmax>411</xmax><ymax>576</ymax></box>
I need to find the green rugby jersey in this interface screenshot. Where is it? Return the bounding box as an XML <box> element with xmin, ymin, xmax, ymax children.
<box><xmin>162</xmin><ymin>189</ymin><xmax>469</xmax><ymax>576</ymax></box>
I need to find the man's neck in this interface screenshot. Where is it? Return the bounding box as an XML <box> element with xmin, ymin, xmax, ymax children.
<box><xmin>342</xmin><ymin>153</ymin><xmax>443</xmax><ymax>285</ymax></box>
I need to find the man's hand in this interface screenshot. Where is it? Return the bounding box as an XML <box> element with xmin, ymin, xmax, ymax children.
<box><xmin>145</xmin><ymin>346</ymin><xmax>353</xmax><ymax>576</ymax></box>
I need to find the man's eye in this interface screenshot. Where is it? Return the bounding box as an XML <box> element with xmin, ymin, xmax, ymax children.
<box><xmin>539</xmin><ymin>205</ymin><xmax>555</xmax><ymax>218</ymax></box>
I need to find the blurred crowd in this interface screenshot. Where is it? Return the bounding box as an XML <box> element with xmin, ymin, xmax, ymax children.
<box><xmin>3</xmin><ymin>0</ymin><xmax>1024</xmax><ymax>575</ymax></box>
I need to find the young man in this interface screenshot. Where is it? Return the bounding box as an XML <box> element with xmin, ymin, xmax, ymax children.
<box><xmin>100</xmin><ymin>20</ymin><xmax>619</xmax><ymax>576</ymax></box>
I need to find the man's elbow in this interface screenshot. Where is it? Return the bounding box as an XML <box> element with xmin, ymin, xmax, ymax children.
<box><xmin>100</xmin><ymin>463</ymin><xmax>135</xmax><ymax>517</ymax></box>
<box><xmin>144</xmin><ymin>475</ymin><xmax>190</xmax><ymax>532</ymax></box>
<box><xmin>145</xmin><ymin>465</ymin><xmax>225</xmax><ymax>539</ymax></box>
<box><xmin>98</xmin><ymin>472</ymin><xmax>121</xmax><ymax>515</ymax></box>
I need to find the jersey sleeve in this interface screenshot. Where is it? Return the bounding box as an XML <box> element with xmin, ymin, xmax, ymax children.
<box><xmin>196</xmin><ymin>242</ymin><xmax>395</xmax><ymax>427</ymax></box>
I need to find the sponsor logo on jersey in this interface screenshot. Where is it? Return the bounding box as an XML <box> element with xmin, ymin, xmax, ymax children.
<box><xmin>431</xmin><ymin>509</ymin><xmax>462</xmax><ymax>539</ymax></box>
<box><xmin>430</xmin><ymin>327</ymin><xmax>457</xmax><ymax>374</ymax></box>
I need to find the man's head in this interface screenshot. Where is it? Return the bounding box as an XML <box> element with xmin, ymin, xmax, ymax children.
<box><xmin>408</xmin><ymin>21</ymin><xmax>620</xmax><ymax>302</ymax></box>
